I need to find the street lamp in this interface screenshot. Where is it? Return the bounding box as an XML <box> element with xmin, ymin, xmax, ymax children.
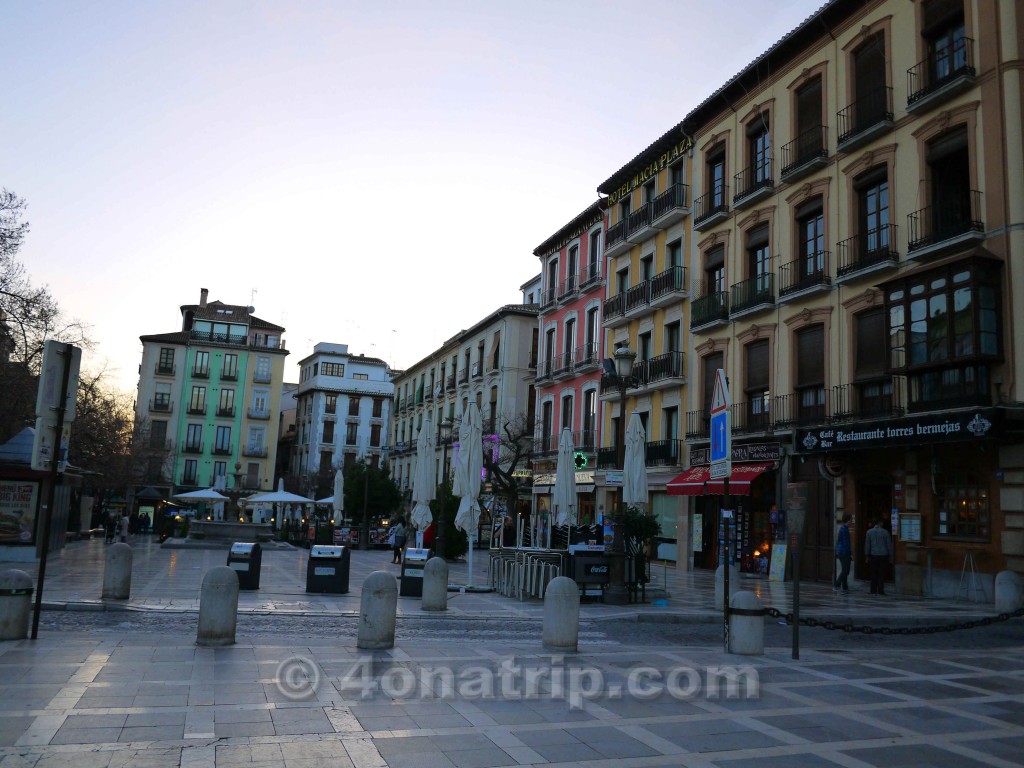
<box><xmin>435</xmin><ymin>418</ymin><xmax>454</xmax><ymax>558</ymax></box>
<box><xmin>605</xmin><ymin>343</ymin><xmax>636</xmax><ymax>606</ymax></box>
<box><xmin>360</xmin><ymin>455</ymin><xmax>372</xmax><ymax>550</ymax></box>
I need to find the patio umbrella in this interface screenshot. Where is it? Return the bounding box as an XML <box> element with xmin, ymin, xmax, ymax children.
<box><xmin>332</xmin><ymin>468</ymin><xmax>344</xmax><ymax>520</ymax></box>
<box><xmin>551</xmin><ymin>427</ymin><xmax>578</xmax><ymax>534</ymax></box>
<box><xmin>173</xmin><ymin>488</ymin><xmax>229</xmax><ymax>502</ymax></box>
<box><xmin>135</xmin><ymin>487</ymin><xmax>164</xmax><ymax>501</ymax></box>
<box><xmin>410</xmin><ymin>416</ymin><xmax>436</xmax><ymax>546</ymax></box>
<box><xmin>245</xmin><ymin>479</ymin><xmax>314</xmax><ymax>526</ymax></box>
<box><xmin>623</xmin><ymin>411</ymin><xmax>649</xmax><ymax>508</ymax></box>
<box><xmin>454</xmin><ymin>403</ymin><xmax>483</xmax><ymax>586</ymax></box>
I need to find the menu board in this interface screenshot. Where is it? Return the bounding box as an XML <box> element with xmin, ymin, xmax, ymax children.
<box><xmin>900</xmin><ymin>514</ymin><xmax>922</xmax><ymax>543</ymax></box>
<box><xmin>769</xmin><ymin>543</ymin><xmax>788</xmax><ymax>582</ymax></box>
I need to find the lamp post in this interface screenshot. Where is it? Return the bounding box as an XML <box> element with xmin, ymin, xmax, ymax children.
<box><xmin>605</xmin><ymin>343</ymin><xmax>636</xmax><ymax>606</ymax></box>
<box><xmin>361</xmin><ymin>456</ymin><xmax>371</xmax><ymax>550</ymax></box>
<box><xmin>435</xmin><ymin>418</ymin><xmax>454</xmax><ymax>558</ymax></box>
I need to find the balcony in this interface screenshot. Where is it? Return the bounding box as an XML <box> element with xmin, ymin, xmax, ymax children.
<box><xmin>253</xmin><ymin>372</ymin><xmax>272</xmax><ymax>384</ymax></box>
<box><xmin>248</xmin><ymin>407</ymin><xmax>271</xmax><ymax>420</ymax></box>
<box><xmin>557</xmin><ymin>275</ymin><xmax>578</xmax><ymax>303</ymax></box>
<box><xmin>189</xmin><ymin>330</ymin><xmax>248</xmax><ymax>347</ymax></box>
<box><xmin>693</xmin><ymin>187</ymin><xmax>730</xmax><ymax>231</ymax></box>
<box><xmin>457</xmin><ymin>370</ymin><xmax>469</xmax><ymax>386</ymax></box>
<box><xmin>625</xmin><ymin>281</ymin><xmax>650</xmax><ymax>317</ymax></box>
<box><xmin>650</xmin><ymin>183</ymin><xmax>690</xmax><ymax>229</ymax></box>
<box><xmin>551</xmin><ymin>351</ymin><xmax>573</xmax><ymax>380</ymax></box>
<box><xmin>649</xmin><ymin>266</ymin><xmax>688</xmax><ymax>308</ymax></box>
<box><xmin>907</xmin><ymin>191</ymin><xmax>984</xmax><ymax>259</ymax></box>
<box><xmin>180</xmin><ymin>474</ymin><xmax>198</xmax><ymax>486</ymax></box>
<box><xmin>472</xmin><ymin>363</ymin><xmax>483</xmax><ymax>380</ymax></box>
<box><xmin>535</xmin><ymin>359</ymin><xmax>553</xmax><ymax>383</ymax></box>
<box><xmin>832</xmin><ymin>376</ymin><xmax>906</xmax><ymax>422</ymax></box>
<box><xmin>149</xmin><ymin>398</ymin><xmax>173</xmax><ymax>414</ymax></box>
<box><xmin>446</xmin><ymin>374</ymin><xmax>456</xmax><ymax>391</ymax></box>
<box><xmin>216</xmin><ymin>406</ymin><xmax>235</xmax><ymax>418</ymax></box>
<box><xmin>602</xmin><ymin>292</ymin><xmax>627</xmax><ymax>328</ymax></box>
<box><xmin>574</xmin><ymin>342</ymin><xmax>600</xmax><ymax>373</ymax></box>
<box><xmin>642</xmin><ymin>351</ymin><xmax>685</xmax><ymax>390</ymax></box>
<box><xmin>626</xmin><ymin>203</ymin><xmax>654</xmax><ymax>243</ymax></box>
<box><xmin>596</xmin><ymin>446</ymin><xmax>617</xmax><ymax>470</ymax></box>
<box><xmin>212</xmin><ymin>444</ymin><xmax>233</xmax><ymax>456</ymax></box>
<box><xmin>836</xmin><ymin>225</ymin><xmax>900</xmax><ymax>282</ymax></box>
<box><xmin>780</xmin><ymin>126</ymin><xmax>828</xmax><ymax>183</ymax></box>
<box><xmin>730</xmin><ymin>400</ymin><xmax>773</xmax><ymax>434</ymax></box>
<box><xmin>192</xmin><ymin>367</ymin><xmax>209</xmax><ymax>379</ymax></box>
<box><xmin>778</xmin><ymin>251</ymin><xmax>832</xmax><ymax>301</ymax></box>
<box><xmin>579</xmin><ymin>261</ymin><xmax>604</xmax><ymax>291</ymax></box>
<box><xmin>837</xmin><ymin>86</ymin><xmax>894</xmax><ymax>151</ymax></box>
<box><xmin>187</xmin><ymin>403</ymin><xmax>206</xmax><ymax>416</ymax></box>
<box><xmin>906</xmin><ymin>364</ymin><xmax>993</xmax><ymax>414</ymax></box>
<box><xmin>646</xmin><ymin>439</ymin><xmax>683</xmax><ymax>467</ymax></box>
<box><xmin>907</xmin><ymin>37</ymin><xmax>975</xmax><ymax>114</ymax></box>
<box><xmin>733</xmin><ymin>159</ymin><xmax>774</xmax><ymax>209</ymax></box>
<box><xmin>243</xmin><ymin>445</ymin><xmax>268</xmax><ymax>458</ymax></box>
<box><xmin>600</xmin><ymin>366</ymin><xmax>642</xmax><ymax>399</ymax></box>
<box><xmin>605</xmin><ymin>219</ymin><xmax>631</xmax><ymax>258</ymax></box>
<box><xmin>690</xmin><ymin>292</ymin><xmax>729</xmax><ymax>331</ymax></box>
<box><xmin>533</xmin><ymin>434</ymin><xmax>557</xmax><ymax>458</ymax></box>
<box><xmin>685</xmin><ymin>409</ymin><xmax>710</xmax><ymax>441</ymax></box>
<box><xmin>221</xmin><ymin>369</ymin><xmax>238</xmax><ymax>382</ymax></box>
<box><xmin>182</xmin><ymin>442</ymin><xmax>204</xmax><ymax>455</ymax></box>
<box><xmin>772</xmin><ymin>389</ymin><xmax>831</xmax><ymax>429</ymax></box>
<box><xmin>154</xmin><ymin>363</ymin><xmax>175</xmax><ymax>377</ymax></box>
<box><xmin>539</xmin><ymin>287</ymin><xmax>558</xmax><ymax>312</ymax></box>
<box><xmin>730</xmin><ymin>274</ymin><xmax>775</xmax><ymax>318</ymax></box>
<box><xmin>575</xmin><ymin>429</ymin><xmax>597</xmax><ymax>452</ymax></box>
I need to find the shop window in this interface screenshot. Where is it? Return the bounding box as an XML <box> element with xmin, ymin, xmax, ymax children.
<box><xmin>936</xmin><ymin>471</ymin><xmax>989</xmax><ymax>540</ymax></box>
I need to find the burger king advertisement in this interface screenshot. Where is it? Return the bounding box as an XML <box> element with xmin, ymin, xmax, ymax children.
<box><xmin>0</xmin><ymin>481</ymin><xmax>38</xmax><ymax>544</ymax></box>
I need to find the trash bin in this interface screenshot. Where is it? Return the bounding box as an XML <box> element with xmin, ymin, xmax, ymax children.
<box><xmin>400</xmin><ymin>548</ymin><xmax>432</xmax><ymax>597</ymax></box>
<box><xmin>306</xmin><ymin>545</ymin><xmax>350</xmax><ymax>594</ymax></box>
<box><xmin>227</xmin><ymin>542</ymin><xmax>262</xmax><ymax>590</ymax></box>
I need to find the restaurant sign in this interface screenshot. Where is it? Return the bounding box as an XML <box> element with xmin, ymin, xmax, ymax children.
<box><xmin>796</xmin><ymin>409</ymin><xmax>997</xmax><ymax>453</ymax></box>
<box><xmin>690</xmin><ymin>442</ymin><xmax>781</xmax><ymax>466</ymax></box>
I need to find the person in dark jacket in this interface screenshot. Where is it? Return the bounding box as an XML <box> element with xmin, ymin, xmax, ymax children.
<box><xmin>865</xmin><ymin>517</ymin><xmax>893</xmax><ymax>595</ymax></box>
<box><xmin>834</xmin><ymin>513</ymin><xmax>853</xmax><ymax>592</ymax></box>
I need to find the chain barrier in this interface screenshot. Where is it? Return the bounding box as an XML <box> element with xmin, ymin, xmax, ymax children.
<box><xmin>763</xmin><ymin>605</ymin><xmax>1024</xmax><ymax>635</ymax></box>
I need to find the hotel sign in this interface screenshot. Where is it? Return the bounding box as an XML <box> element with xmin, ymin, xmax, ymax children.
<box><xmin>796</xmin><ymin>410</ymin><xmax>997</xmax><ymax>453</ymax></box>
<box><xmin>607</xmin><ymin>137</ymin><xmax>694</xmax><ymax>205</ymax></box>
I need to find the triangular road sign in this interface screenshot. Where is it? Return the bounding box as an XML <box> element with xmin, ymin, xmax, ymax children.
<box><xmin>711</xmin><ymin>368</ymin><xmax>730</xmax><ymax>413</ymax></box>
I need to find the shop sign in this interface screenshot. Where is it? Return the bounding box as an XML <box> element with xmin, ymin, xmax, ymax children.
<box><xmin>0</xmin><ymin>481</ymin><xmax>38</xmax><ymax>544</ymax></box>
<box><xmin>795</xmin><ymin>409</ymin><xmax>997</xmax><ymax>453</ymax></box>
<box><xmin>532</xmin><ymin>471</ymin><xmax>594</xmax><ymax>487</ymax></box>
<box><xmin>690</xmin><ymin>442</ymin><xmax>781</xmax><ymax>466</ymax></box>
<box><xmin>606</xmin><ymin>136</ymin><xmax>694</xmax><ymax>205</ymax></box>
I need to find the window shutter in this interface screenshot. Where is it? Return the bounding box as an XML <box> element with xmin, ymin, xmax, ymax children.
<box><xmin>703</xmin><ymin>352</ymin><xmax>724</xmax><ymax>411</ymax></box>
<box><xmin>855</xmin><ymin>309</ymin><xmax>886</xmax><ymax>378</ymax></box>
<box><xmin>796</xmin><ymin>326</ymin><xmax>824</xmax><ymax>387</ymax></box>
<box><xmin>746</xmin><ymin>340</ymin><xmax>770</xmax><ymax>390</ymax></box>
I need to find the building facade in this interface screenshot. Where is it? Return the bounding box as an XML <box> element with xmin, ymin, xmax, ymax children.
<box><xmin>665</xmin><ymin>0</ymin><xmax>1023</xmax><ymax>594</ymax></box>
<box><xmin>135</xmin><ymin>288</ymin><xmax>288</xmax><ymax>504</ymax></box>
<box><xmin>532</xmin><ymin>201</ymin><xmax>607</xmax><ymax>527</ymax></box>
<box><xmin>291</xmin><ymin>343</ymin><xmax>394</xmax><ymax>499</ymax></box>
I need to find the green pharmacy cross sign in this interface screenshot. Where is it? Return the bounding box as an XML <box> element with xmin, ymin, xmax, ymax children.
<box><xmin>573</xmin><ymin>451</ymin><xmax>587</xmax><ymax>470</ymax></box>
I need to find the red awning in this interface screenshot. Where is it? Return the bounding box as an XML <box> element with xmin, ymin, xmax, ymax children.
<box><xmin>666</xmin><ymin>465</ymin><xmax>710</xmax><ymax>496</ymax></box>
<box><xmin>704</xmin><ymin>462</ymin><xmax>775</xmax><ymax>496</ymax></box>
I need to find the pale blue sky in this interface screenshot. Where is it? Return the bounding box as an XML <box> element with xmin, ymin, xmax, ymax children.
<box><xmin>2</xmin><ymin>0</ymin><xmax>825</xmax><ymax>393</ymax></box>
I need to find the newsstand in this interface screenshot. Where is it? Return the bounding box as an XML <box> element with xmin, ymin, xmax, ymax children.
<box><xmin>399</xmin><ymin>548</ymin><xmax>432</xmax><ymax>597</ymax></box>
<box><xmin>305</xmin><ymin>545</ymin><xmax>350</xmax><ymax>593</ymax></box>
<box><xmin>227</xmin><ymin>542</ymin><xmax>262</xmax><ymax>590</ymax></box>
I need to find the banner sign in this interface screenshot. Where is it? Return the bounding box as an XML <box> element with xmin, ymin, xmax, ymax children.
<box><xmin>796</xmin><ymin>410</ymin><xmax>998</xmax><ymax>453</ymax></box>
<box><xmin>0</xmin><ymin>481</ymin><xmax>39</xmax><ymax>544</ymax></box>
<box><xmin>690</xmin><ymin>442</ymin><xmax>782</xmax><ymax>466</ymax></box>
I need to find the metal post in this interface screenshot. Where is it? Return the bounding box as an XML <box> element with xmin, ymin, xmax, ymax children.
<box><xmin>31</xmin><ymin>343</ymin><xmax>73</xmax><ymax>641</ymax></box>
<box><xmin>604</xmin><ymin>378</ymin><xmax>629</xmax><ymax>605</ymax></box>
<box><xmin>361</xmin><ymin>461</ymin><xmax>370</xmax><ymax>550</ymax></box>
<box><xmin>792</xmin><ymin>531</ymin><xmax>800</xmax><ymax>660</ymax></box>
<box><xmin>723</xmin><ymin>479</ymin><xmax>730</xmax><ymax>653</ymax></box>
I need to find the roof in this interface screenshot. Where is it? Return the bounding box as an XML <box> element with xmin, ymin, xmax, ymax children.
<box><xmin>532</xmin><ymin>200</ymin><xmax>607</xmax><ymax>257</ymax></box>
<box><xmin>179</xmin><ymin>300</ymin><xmax>286</xmax><ymax>332</ymax></box>
<box><xmin>596</xmin><ymin>121</ymin><xmax>694</xmax><ymax>196</ymax></box>
<box><xmin>139</xmin><ymin>331</ymin><xmax>189</xmax><ymax>344</ymax></box>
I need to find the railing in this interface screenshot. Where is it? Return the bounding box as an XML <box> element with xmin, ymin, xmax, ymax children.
<box><xmin>644</xmin><ymin>351</ymin><xmax>685</xmax><ymax>384</ymax></box>
<box><xmin>253</xmin><ymin>372</ymin><xmax>272</xmax><ymax>384</ymax></box>
<box><xmin>627</xmin><ymin>203</ymin><xmax>652</xmax><ymax>235</ymax></box>
<box><xmin>772</xmin><ymin>389</ymin><xmax>830</xmax><ymax>428</ymax></box>
<box><xmin>650</xmin><ymin>266</ymin><xmax>686</xmax><ymax>301</ymax></box>
<box><xmin>574</xmin><ymin>342</ymin><xmax>599</xmax><ymax>369</ymax></box>
<box><xmin>182</xmin><ymin>442</ymin><xmax>204</xmax><ymax>454</ymax></box>
<box><xmin>458</xmin><ymin>370</ymin><xmax>469</xmax><ymax>385</ymax></box>
<box><xmin>221</xmin><ymin>369</ymin><xmax>238</xmax><ymax>381</ymax></box>
<box><xmin>551</xmin><ymin>351</ymin><xmax>573</xmax><ymax>377</ymax></box>
<box><xmin>693</xmin><ymin>186</ymin><xmax>729</xmax><ymax>227</ymax></box>
<box><xmin>579</xmin><ymin>260</ymin><xmax>603</xmax><ymax>289</ymax></box>
<box><xmin>907</xmin><ymin>36</ymin><xmax>975</xmax><ymax>105</ymax></box>
<box><xmin>837</xmin><ymin>224</ymin><xmax>899</xmax><ymax>276</ymax></box>
<box><xmin>730</xmin><ymin>274</ymin><xmax>775</xmax><ymax>313</ymax></box>
<box><xmin>187</xmin><ymin>404</ymin><xmax>206</xmax><ymax>416</ymax></box>
<box><xmin>906</xmin><ymin>364</ymin><xmax>992</xmax><ymax>413</ymax></box>
<box><xmin>181</xmin><ymin>473</ymin><xmax>198</xmax><ymax>485</ymax></box>
<box><xmin>733</xmin><ymin>158</ymin><xmax>773</xmax><ymax>202</ymax></box>
<box><xmin>651</xmin><ymin>183</ymin><xmax>689</xmax><ymax>222</ymax></box>
<box><xmin>625</xmin><ymin>281</ymin><xmax>649</xmax><ymax>313</ymax></box>
<box><xmin>575</xmin><ymin>429</ymin><xmax>597</xmax><ymax>451</ymax></box>
<box><xmin>605</xmin><ymin>219</ymin><xmax>628</xmax><ymax>252</ymax></box>
<box><xmin>558</xmin><ymin>275</ymin><xmax>578</xmax><ymax>300</ymax></box>
<box><xmin>533</xmin><ymin>434</ymin><xmax>557</xmax><ymax>457</ymax></box>
<box><xmin>155</xmin><ymin>363</ymin><xmax>175</xmax><ymax>376</ymax></box>
<box><xmin>247</xmin><ymin>408</ymin><xmax>270</xmax><ymax>420</ymax></box>
<box><xmin>216</xmin><ymin>406</ymin><xmax>235</xmax><ymax>418</ymax></box>
<box><xmin>685</xmin><ymin>409</ymin><xmax>710</xmax><ymax>440</ymax></box>
<box><xmin>691</xmin><ymin>291</ymin><xmax>729</xmax><ymax>327</ymax></box>
<box><xmin>212</xmin><ymin>444</ymin><xmax>233</xmax><ymax>456</ymax></box>
<box><xmin>907</xmin><ymin>191</ymin><xmax>983</xmax><ymax>252</ymax></box>
<box><xmin>149</xmin><ymin>399</ymin><xmax>173</xmax><ymax>413</ymax></box>
<box><xmin>189</xmin><ymin>330</ymin><xmax>248</xmax><ymax>346</ymax></box>
<box><xmin>730</xmin><ymin>400</ymin><xmax>772</xmax><ymax>433</ymax></box>
<box><xmin>535</xmin><ymin>359</ymin><xmax>552</xmax><ymax>382</ymax></box>
<box><xmin>424</xmin><ymin>387</ymin><xmax>434</xmax><ymax>402</ymax></box>
<box><xmin>192</xmin><ymin>367</ymin><xmax>209</xmax><ymax>379</ymax></box>
<box><xmin>596</xmin><ymin>447</ymin><xmax>617</xmax><ymax>470</ymax></box>
<box><xmin>837</xmin><ymin>86</ymin><xmax>893</xmax><ymax>145</ymax></box>
<box><xmin>446</xmin><ymin>375</ymin><xmax>456</xmax><ymax>391</ymax></box>
<box><xmin>832</xmin><ymin>376</ymin><xmax>906</xmax><ymax>421</ymax></box>
<box><xmin>778</xmin><ymin>251</ymin><xmax>831</xmax><ymax>296</ymax></box>
<box><xmin>243</xmin><ymin>445</ymin><xmax>268</xmax><ymax>458</ymax></box>
<box><xmin>780</xmin><ymin>125</ymin><xmax>827</xmax><ymax>177</ymax></box>
<box><xmin>646</xmin><ymin>439</ymin><xmax>683</xmax><ymax>467</ymax></box>
<box><xmin>540</xmin><ymin>287</ymin><xmax>558</xmax><ymax>309</ymax></box>
<box><xmin>603</xmin><ymin>292</ymin><xmax>626</xmax><ymax>322</ymax></box>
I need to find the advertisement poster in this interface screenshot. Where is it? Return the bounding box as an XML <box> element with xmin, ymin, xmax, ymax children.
<box><xmin>0</xmin><ymin>481</ymin><xmax>38</xmax><ymax>544</ymax></box>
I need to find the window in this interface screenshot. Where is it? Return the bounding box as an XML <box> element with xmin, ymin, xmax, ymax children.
<box><xmin>186</xmin><ymin>423</ymin><xmax>203</xmax><ymax>451</ymax></box>
<box><xmin>638</xmin><ymin>331</ymin><xmax>652</xmax><ymax>362</ymax></box>
<box><xmin>353</xmin><ymin>373</ymin><xmax>368</xmax><ymax>380</ymax></box>
<box><xmin>194</xmin><ymin>351</ymin><xmax>209</xmax><ymax>376</ymax></box>
<box><xmin>346</xmin><ymin>423</ymin><xmax>358</xmax><ymax>445</ymax></box>
<box><xmin>664</xmin><ymin>406</ymin><xmax>678</xmax><ymax>440</ymax></box>
<box><xmin>796</xmin><ymin>198</ymin><xmax>825</xmax><ymax>280</ymax></box>
<box><xmin>183</xmin><ymin>459</ymin><xmax>198</xmax><ymax>485</ymax></box>
<box><xmin>148</xmin><ymin>420</ymin><xmax>167</xmax><ymax>450</ymax></box>
<box><xmin>747</xmin><ymin>225</ymin><xmax>771</xmax><ymax>289</ymax></box>
<box><xmin>747</xmin><ymin>112</ymin><xmax>771</xmax><ymax>185</ymax></box>
<box><xmin>585</xmin><ymin>308</ymin><xmax>599</xmax><ymax>352</ymax></box>
<box><xmin>923</xmin><ymin>0</ymin><xmax>967</xmax><ymax>85</ymax></box>
<box><xmin>189</xmin><ymin>386</ymin><xmax>206</xmax><ymax>413</ymax></box>
<box><xmin>370</xmin><ymin>424</ymin><xmax>381</xmax><ymax>446</ymax></box>
<box><xmin>154</xmin><ymin>383</ymin><xmax>172</xmax><ymax>410</ymax></box>
<box><xmin>544</xmin><ymin>328</ymin><xmax>556</xmax><ymax>367</ymax></box>
<box><xmin>546</xmin><ymin>258</ymin><xmax>558</xmax><ymax>300</ymax></box>
<box><xmin>744</xmin><ymin>340</ymin><xmax>770</xmax><ymax>428</ymax></box>
<box><xmin>254</xmin><ymin>356</ymin><xmax>271</xmax><ymax>382</ymax></box>
<box><xmin>852</xmin><ymin>33</ymin><xmax>887</xmax><ymax>127</ymax></box>
<box><xmin>247</xmin><ymin>426</ymin><xmax>266</xmax><ymax>452</ymax></box>
<box><xmin>670</xmin><ymin>162</ymin><xmax>684</xmax><ymax>189</ymax></box>
<box><xmin>158</xmin><ymin>347</ymin><xmax>175</xmax><ymax>374</ymax></box>
<box><xmin>618</xmin><ymin>196</ymin><xmax>631</xmax><ymax>223</ymax></box>
<box><xmin>702</xmin><ymin>352</ymin><xmax>724</xmax><ymax>414</ymax></box>
<box><xmin>855</xmin><ymin>167</ymin><xmax>890</xmax><ymax>257</ymax></box>
<box><xmin>707</xmin><ymin>145</ymin><xmax>726</xmax><ymax>208</ymax></box>
<box><xmin>349</xmin><ymin>397</ymin><xmax>360</xmax><ymax>417</ymax></box>
<box><xmin>372</xmin><ymin>398</ymin><xmax>383</xmax><ymax>418</ymax></box>
<box><xmin>323</xmin><ymin>421</ymin><xmax>335</xmax><ymax>444</ymax></box>
<box><xmin>705</xmin><ymin>245</ymin><xmax>725</xmax><ymax>294</ymax></box>
<box><xmin>925</xmin><ymin>126</ymin><xmax>973</xmax><ymax>243</ymax></box>
<box><xmin>854</xmin><ymin>308</ymin><xmax>891</xmax><ymax>415</ymax></box>
<box><xmin>665</xmin><ymin>321</ymin><xmax>680</xmax><ymax>353</ymax></box>
<box><xmin>566</xmin><ymin>245</ymin><xmax>579</xmax><ymax>292</ymax></box>
<box><xmin>796</xmin><ymin>325</ymin><xmax>825</xmax><ymax>422</ymax></box>
<box><xmin>564</xmin><ymin>319</ymin><xmax>576</xmax><ymax>362</ymax></box>
<box><xmin>561</xmin><ymin>395</ymin><xmax>573</xmax><ymax>432</ymax></box>
<box><xmin>215</xmin><ymin>426</ymin><xmax>231</xmax><ymax>454</ymax></box>
<box><xmin>794</xmin><ymin>77</ymin><xmax>823</xmax><ymax>157</ymax></box>
<box><xmin>321</xmin><ymin>362</ymin><xmax>345</xmax><ymax>377</ymax></box>
<box><xmin>219</xmin><ymin>388</ymin><xmax>235</xmax><ymax>414</ymax></box>
<box><xmin>246</xmin><ymin>462</ymin><xmax>259</xmax><ymax>488</ymax></box>
<box><xmin>491</xmin><ymin>332</ymin><xmax>500</xmax><ymax>370</ymax></box>
<box><xmin>588</xmin><ymin>230</ymin><xmax>601</xmax><ymax>272</ymax></box>
<box><xmin>667</xmin><ymin>239</ymin><xmax>682</xmax><ymax>269</ymax></box>
<box><xmin>582</xmin><ymin>390</ymin><xmax>596</xmax><ymax>449</ymax></box>
<box><xmin>541</xmin><ymin>401</ymin><xmax>553</xmax><ymax>453</ymax></box>
<box><xmin>222</xmin><ymin>353</ymin><xmax>238</xmax><ymax>379</ymax></box>
<box><xmin>325</xmin><ymin>394</ymin><xmax>337</xmax><ymax>414</ymax></box>
<box><xmin>936</xmin><ymin>471</ymin><xmax>989</xmax><ymax>540</ymax></box>
<box><xmin>213</xmin><ymin>461</ymin><xmax>227</xmax><ymax>482</ymax></box>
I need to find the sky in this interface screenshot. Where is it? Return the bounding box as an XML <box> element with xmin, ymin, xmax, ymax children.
<box><xmin>2</xmin><ymin>0</ymin><xmax>826</xmax><ymax>394</ymax></box>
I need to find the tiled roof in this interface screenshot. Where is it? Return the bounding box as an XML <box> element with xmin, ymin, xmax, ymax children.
<box><xmin>179</xmin><ymin>300</ymin><xmax>285</xmax><ymax>332</ymax></box>
<box><xmin>532</xmin><ymin>199</ymin><xmax>607</xmax><ymax>256</ymax></box>
<box><xmin>139</xmin><ymin>331</ymin><xmax>189</xmax><ymax>344</ymax></box>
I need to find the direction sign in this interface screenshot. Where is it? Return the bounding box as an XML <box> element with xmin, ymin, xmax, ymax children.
<box><xmin>710</xmin><ymin>369</ymin><xmax>731</xmax><ymax>479</ymax></box>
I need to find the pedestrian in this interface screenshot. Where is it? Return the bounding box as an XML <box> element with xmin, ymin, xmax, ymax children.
<box><xmin>834</xmin><ymin>513</ymin><xmax>853</xmax><ymax>592</ymax></box>
<box><xmin>105</xmin><ymin>514</ymin><xmax>117</xmax><ymax>544</ymax></box>
<box><xmin>120</xmin><ymin>513</ymin><xmax>130</xmax><ymax>544</ymax></box>
<box><xmin>864</xmin><ymin>517</ymin><xmax>893</xmax><ymax>595</ymax></box>
<box><xmin>391</xmin><ymin>519</ymin><xmax>407</xmax><ymax>564</ymax></box>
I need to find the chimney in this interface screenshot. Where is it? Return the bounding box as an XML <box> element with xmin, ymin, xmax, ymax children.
<box><xmin>200</xmin><ymin>288</ymin><xmax>208</xmax><ymax>308</ymax></box>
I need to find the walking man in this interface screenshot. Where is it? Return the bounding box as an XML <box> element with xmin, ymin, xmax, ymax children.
<box><xmin>864</xmin><ymin>517</ymin><xmax>893</xmax><ymax>595</ymax></box>
<box><xmin>834</xmin><ymin>513</ymin><xmax>852</xmax><ymax>592</ymax></box>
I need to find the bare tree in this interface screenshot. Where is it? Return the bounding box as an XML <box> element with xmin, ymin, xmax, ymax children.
<box><xmin>128</xmin><ymin>416</ymin><xmax>176</xmax><ymax>488</ymax></box>
<box><xmin>481</xmin><ymin>412</ymin><xmax>534</xmax><ymax>516</ymax></box>
<box><xmin>68</xmin><ymin>369</ymin><xmax>136</xmax><ymax>491</ymax></box>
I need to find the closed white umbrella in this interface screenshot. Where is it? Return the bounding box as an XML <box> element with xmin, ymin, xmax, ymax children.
<box><xmin>454</xmin><ymin>403</ymin><xmax>483</xmax><ymax>586</ymax></box>
<box><xmin>332</xmin><ymin>468</ymin><xmax>344</xmax><ymax>519</ymax></box>
<box><xmin>410</xmin><ymin>416</ymin><xmax>436</xmax><ymax>546</ymax></box>
<box><xmin>623</xmin><ymin>411</ymin><xmax>648</xmax><ymax>508</ymax></box>
<box><xmin>551</xmin><ymin>428</ymin><xmax>577</xmax><ymax>533</ymax></box>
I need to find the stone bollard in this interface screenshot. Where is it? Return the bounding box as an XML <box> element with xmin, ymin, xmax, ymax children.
<box><xmin>358</xmin><ymin>571</ymin><xmax>398</xmax><ymax>650</ymax></box>
<box><xmin>0</xmin><ymin>570</ymin><xmax>34</xmax><ymax>641</ymax></box>
<box><xmin>542</xmin><ymin>576</ymin><xmax>580</xmax><ymax>653</ymax></box>
<box><xmin>422</xmin><ymin>557</ymin><xmax>448</xmax><ymax>612</ymax></box>
<box><xmin>728</xmin><ymin>591</ymin><xmax>765</xmax><ymax>656</ymax></box>
<box><xmin>994</xmin><ymin>570</ymin><xmax>1023</xmax><ymax>613</ymax></box>
<box><xmin>714</xmin><ymin>564</ymin><xmax>740</xmax><ymax>609</ymax></box>
<box><xmin>196</xmin><ymin>567</ymin><xmax>239</xmax><ymax>647</ymax></box>
<box><xmin>102</xmin><ymin>543</ymin><xmax>133</xmax><ymax>600</ymax></box>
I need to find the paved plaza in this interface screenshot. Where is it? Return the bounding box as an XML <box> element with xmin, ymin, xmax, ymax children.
<box><xmin>0</xmin><ymin>538</ymin><xmax>1021</xmax><ymax>767</ymax></box>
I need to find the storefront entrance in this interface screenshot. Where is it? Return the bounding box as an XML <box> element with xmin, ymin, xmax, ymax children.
<box><xmin>794</xmin><ymin>465</ymin><xmax>835</xmax><ymax>583</ymax></box>
<box><xmin>856</xmin><ymin>480</ymin><xmax>893</xmax><ymax>584</ymax></box>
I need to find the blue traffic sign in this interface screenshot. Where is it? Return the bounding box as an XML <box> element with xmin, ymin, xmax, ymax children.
<box><xmin>710</xmin><ymin>410</ymin><xmax>730</xmax><ymax>463</ymax></box>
